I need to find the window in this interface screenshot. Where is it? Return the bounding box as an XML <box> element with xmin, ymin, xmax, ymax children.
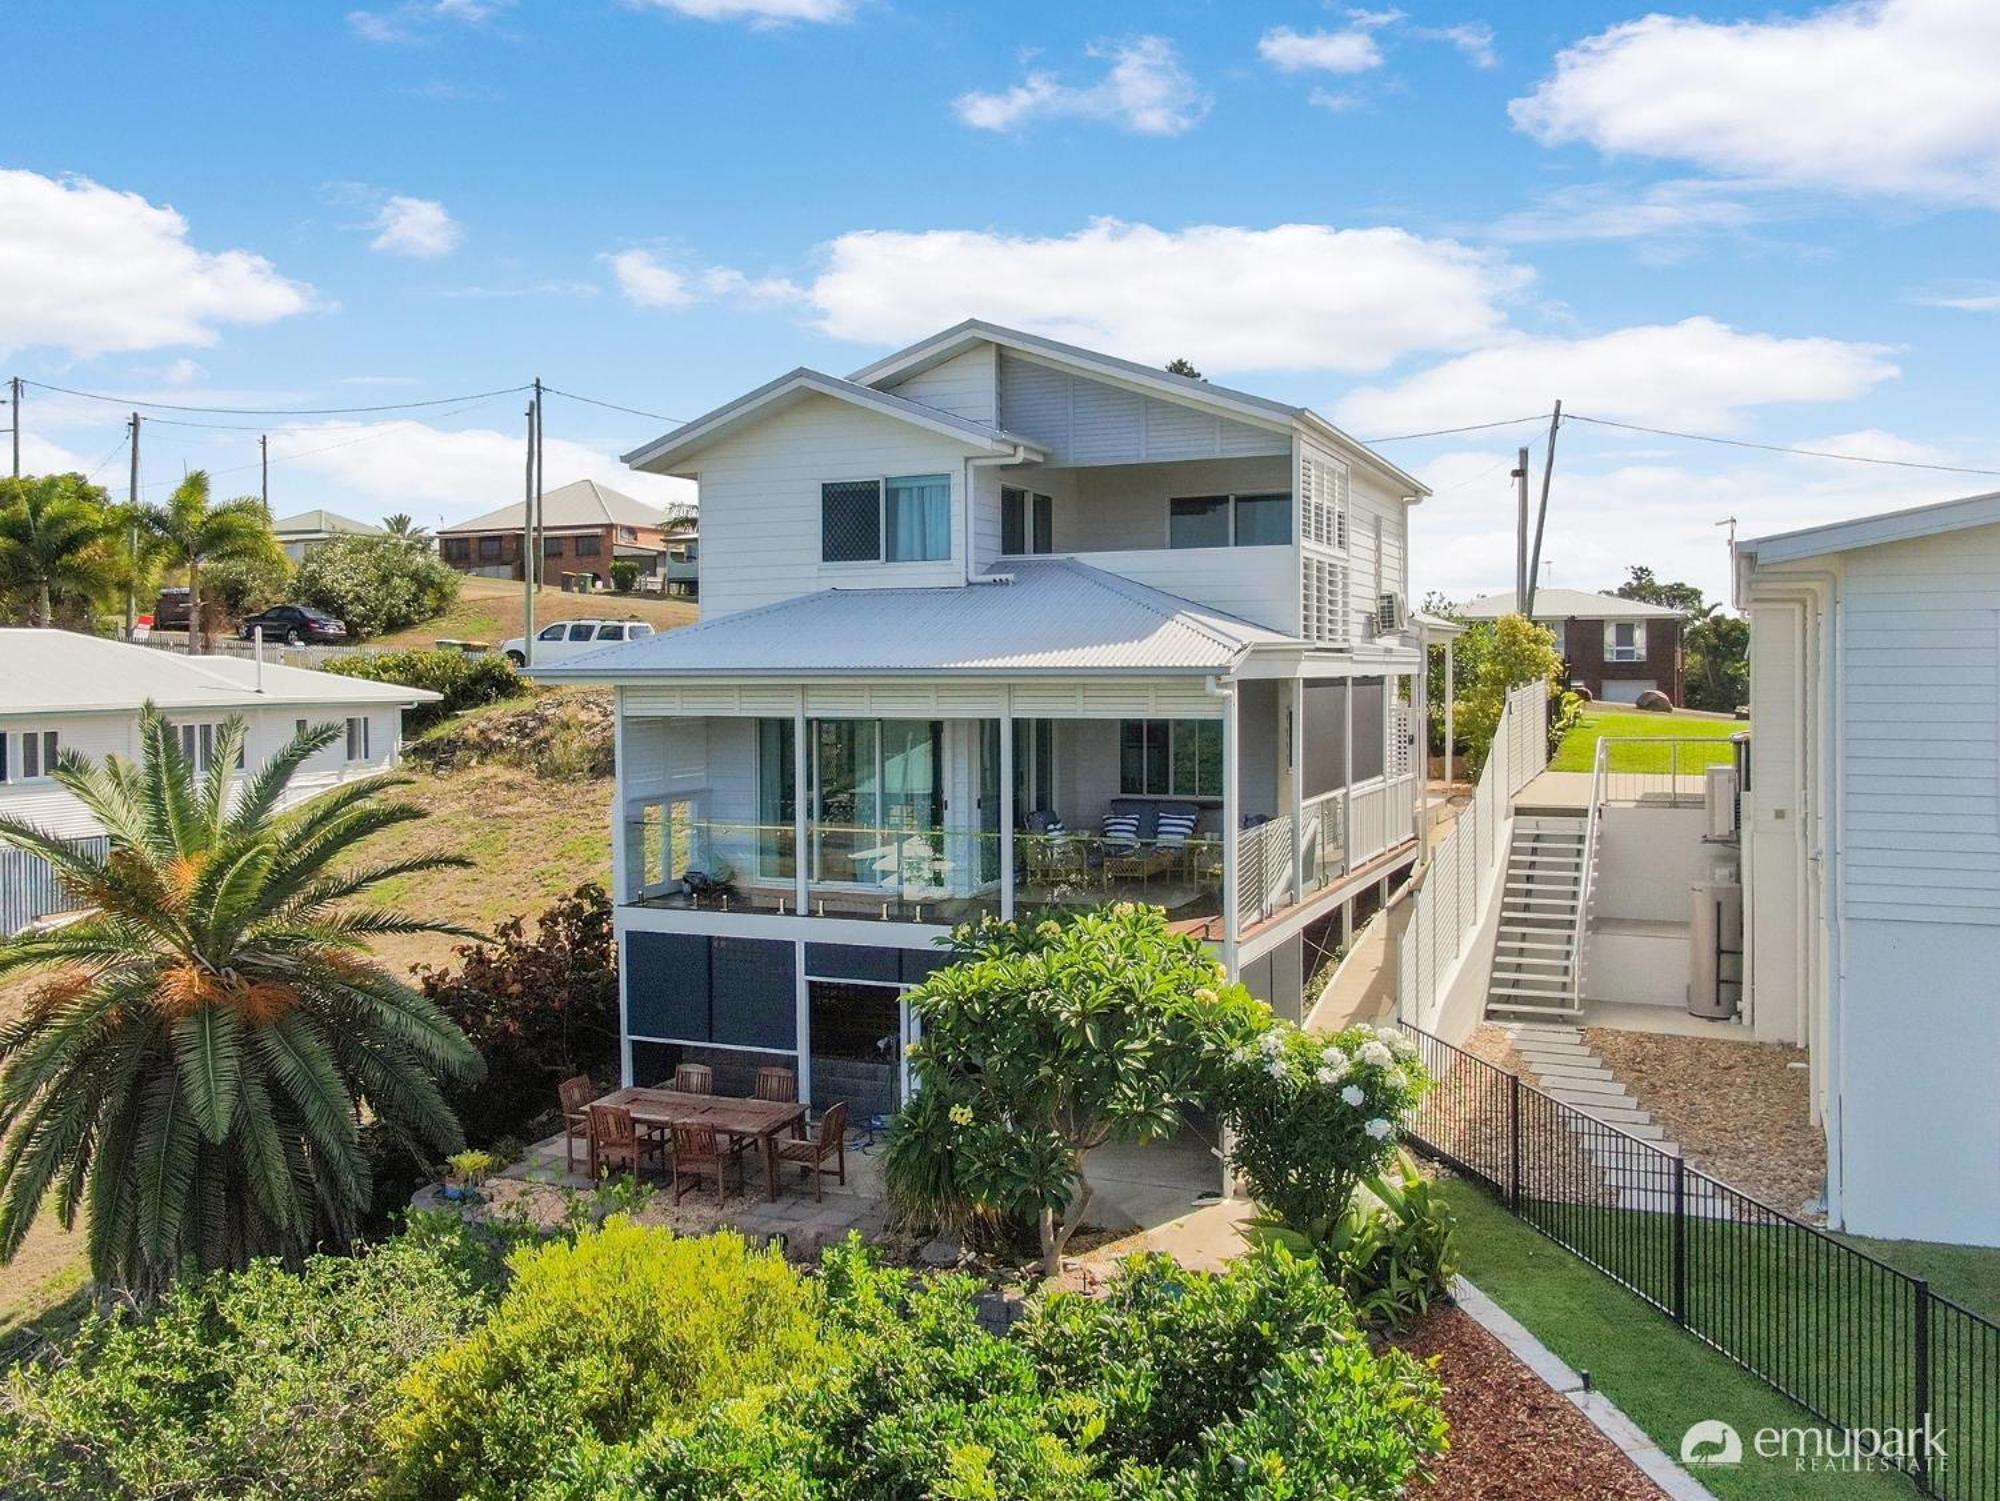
<box><xmin>1168</xmin><ymin>492</ymin><xmax>1292</xmax><ymax>548</ymax></box>
<box><xmin>295</xmin><ymin>718</ymin><xmax>308</xmax><ymax>737</ymax></box>
<box><xmin>543</xmin><ymin>536</ymin><xmax>563</xmax><ymax>557</ymax></box>
<box><xmin>174</xmin><ymin>722</ymin><xmax>244</xmax><ymax>774</ymax></box>
<box><xmin>345</xmin><ymin>716</ymin><xmax>369</xmax><ymax>762</ymax></box>
<box><xmin>1606</xmin><ymin>622</ymin><xmax>1646</xmax><ymax>662</ymax></box>
<box><xmin>594</xmin><ymin>623</ymin><xmax>626</xmax><ymax>641</ymax></box>
<box><xmin>575</xmin><ymin>535</ymin><xmax>602</xmax><ymax>557</ymax></box>
<box><xmin>820</xmin><ymin>475</ymin><xmax>951</xmax><ymax>564</ymax></box>
<box><xmin>566</xmin><ymin>623</ymin><xmax>597</xmax><ymax>641</ymax></box>
<box><xmin>477</xmin><ymin>535</ymin><xmax>504</xmax><ymax>561</ymax></box>
<box><xmin>618</xmin><ymin>525</ymin><xmax>638</xmax><ymax>542</ymax></box>
<box><xmin>14</xmin><ymin>730</ymin><xmax>58</xmax><ymax>781</ymax></box>
<box><xmin>1001</xmin><ymin>487</ymin><xmax>1054</xmax><ymax>555</ymax></box>
<box><xmin>442</xmin><ymin>537</ymin><xmax>470</xmax><ymax>562</ymax></box>
<box><xmin>1119</xmin><ymin>719</ymin><xmax>1222</xmax><ymax>799</ymax></box>
<box><xmin>537</xmin><ymin>623</ymin><xmax>568</xmax><ymax>641</ymax></box>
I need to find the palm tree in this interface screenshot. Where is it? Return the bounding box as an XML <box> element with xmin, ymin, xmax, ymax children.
<box><xmin>0</xmin><ymin>710</ymin><xmax>482</xmax><ymax>1299</ymax></box>
<box><xmin>140</xmin><ymin>472</ymin><xmax>282</xmax><ymax>653</ymax></box>
<box><xmin>0</xmin><ymin>474</ymin><xmax>118</xmax><ymax>627</ymax></box>
<box><xmin>382</xmin><ymin>513</ymin><xmax>429</xmax><ymax>540</ymax></box>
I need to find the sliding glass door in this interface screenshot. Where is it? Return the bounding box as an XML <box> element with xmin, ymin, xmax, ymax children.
<box><xmin>759</xmin><ymin>718</ymin><xmax>947</xmax><ymax>890</ymax></box>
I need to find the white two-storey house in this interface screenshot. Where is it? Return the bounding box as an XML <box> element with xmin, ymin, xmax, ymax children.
<box><xmin>544</xmin><ymin>321</ymin><xmax>1432</xmax><ymax>1121</ymax></box>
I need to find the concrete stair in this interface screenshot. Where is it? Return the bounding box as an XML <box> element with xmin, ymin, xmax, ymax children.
<box><xmin>1486</xmin><ymin>815</ymin><xmax>1590</xmax><ymax>1018</ymax></box>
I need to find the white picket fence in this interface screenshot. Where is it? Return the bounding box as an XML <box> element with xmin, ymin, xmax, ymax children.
<box><xmin>1396</xmin><ymin>682</ymin><xmax>1548</xmax><ymax>1031</ymax></box>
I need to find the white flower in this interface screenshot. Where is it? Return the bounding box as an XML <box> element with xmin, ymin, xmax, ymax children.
<box><xmin>1315</xmin><ymin>1064</ymin><xmax>1344</xmax><ymax>1085</ymax></box>
<box><xmin>1364</xmin><ymin>1117</ymin><xmax>1392</xmax><ymax>1141</ymax></box>
<box><xmin>1231</xmin><ymin>1046</ymin><xmax>1256</xmax><ymax>1066</ymax></box>
<box><xmin>1259</xmin><ymin>1031</ymin><xmax>1285</xmax><ymax>1057</ymax></box>
<box><xmin>1266</xmin><ymin>1058</ymin><xmax>1289</xmax><ymax>1080</ymax></box>
<box><xmin>1358</xmin><ymin>1040</ymin><xmax>1395</xmax><ymax>1069</ymax></box>
<box><xmin>1193</xmin><ymin>987</ymin><xmax>1218</xmax><ymax>1003</ymax></box>
<box><xmin>1340</xmin><ymin>1084</ymin><xmax>1366</xmax><ymax>1107</ymax></box>
<box><xmin>1387</xmin><ymin>1031</ymin><xmax>1418</xmax><ymax>1058</ymax></box>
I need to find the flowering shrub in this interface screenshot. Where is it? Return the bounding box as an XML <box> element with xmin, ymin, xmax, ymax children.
<box><xmin>884</xmin><ymin>904</ymin><xmax>1264</xmax><ymax>1276</ymax></box>
<box><xmin>1218</xmin><ymin>1022</ymin><xmax>1430</xmax><ymax>1261</ymax></box>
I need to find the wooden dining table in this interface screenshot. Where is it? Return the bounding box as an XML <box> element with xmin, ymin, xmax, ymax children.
<box><xmin>588</xmin><ymin>1087</ymin><xmax>808</xmax><ymax>1201</ymax></box>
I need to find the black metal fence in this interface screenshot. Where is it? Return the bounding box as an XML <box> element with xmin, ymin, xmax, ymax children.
<box><xmin>1400</xmin><ymin>1023</ymin><xmax>1998</xmax><ymax>1501</ymax></box>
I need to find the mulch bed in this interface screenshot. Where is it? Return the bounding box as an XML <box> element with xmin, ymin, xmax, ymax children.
<box><xmin>1584</xmin><ymin>1028</ymin><xmax>1825</xmax><ymax>1218</ymax></box>
<box><xmin>1397</xmin><ymin>1306</ymin><xmax>1666</xmax><ymax>1500</ymax></box>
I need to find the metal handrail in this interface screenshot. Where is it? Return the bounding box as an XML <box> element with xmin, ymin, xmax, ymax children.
<box><xmin>1569</xmin><ymin>738</ymin><xmax>1609</xmax><ymax>1005</ymax></box>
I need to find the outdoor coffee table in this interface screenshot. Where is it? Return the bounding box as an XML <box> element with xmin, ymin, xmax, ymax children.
<box><xmin>588</xmin><ymin>1087</ymin><xmax>808</xmax><ymax>1201</ymax></box>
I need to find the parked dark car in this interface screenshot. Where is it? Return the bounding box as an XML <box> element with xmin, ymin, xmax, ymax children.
<box><xmin>238</xmin><ymin>604</ymin><xmax>348</xmax><ymax>645</ymax></box>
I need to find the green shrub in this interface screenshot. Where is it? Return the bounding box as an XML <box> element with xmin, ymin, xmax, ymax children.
<box><xmin>415</xmin><ymin>883</ymin><xmax>620</xmax><ymax>1147</ymax></box>
<box><xmin>294</xmin><ymin>532</ymin><xmax>461</xmax><ymax>639</ymax></box>
<box><xmin>1321</xmin><ymin>1151</ymin><xmax>1460</xmax><ymax>1331</ymax></box>
<box><xmin>609</xmin><ymin>558</ymin><xmax>640</xmax><ymax>594</ymax></box>
<box><xmin>322</xmin><ymin>647</ymin><xmax>522</xmax><ymax>730</ymax></box>
<box><xmin>0</xmin><ymin>1216</ymin><xmax>513</xmax><ymax>1500</ymax></box>
<box><xmin>382</xmin><ymin>1222</ymin><xmax>824</xmax><ymax>1500</ymax></box>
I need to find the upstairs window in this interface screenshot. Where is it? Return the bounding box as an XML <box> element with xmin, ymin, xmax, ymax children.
<box><xmin>1606</xmin><ymin>622</ymin><xmax>1646</xmax><ymax>662</ymax></box>
<box><xmin>1001</xmin><ymin>487</ymin><xmax>1054</xmax><ymax>555</ymax></box>
<box><xmin>821</xmin><ymin>475</ymin><xmax>951</xmax><ymax>564</ymax></box>
<box><xmin>5</xmin><ymin>730</ymin><xmax>59</xmax><ymax>782</ymax></box>
<box><xmin>575</xmin><ymin>535</ymin><xmax>603</xmax><ymax>557</ymax></box>
<box><xmin>1168</xmin><ymin>492</ymin><xmax>1292</xmax><ymax>548</ymax></box>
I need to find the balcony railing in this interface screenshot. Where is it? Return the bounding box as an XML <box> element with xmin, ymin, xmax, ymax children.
<box><xmin>624</xmin><ymin>816</ymin><xmax>1223</xmax><ymax>928</ymax></box>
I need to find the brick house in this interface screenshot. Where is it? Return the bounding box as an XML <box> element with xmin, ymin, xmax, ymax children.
<box><xmin>1458</xmin><ymin>587</ymin><xmax>1685</xmax><ymax>704</ymax></box>
<box><xmin>438</xmin><ymin>478</ymin><xmax>682</xmax><ymax>586</ymax></box>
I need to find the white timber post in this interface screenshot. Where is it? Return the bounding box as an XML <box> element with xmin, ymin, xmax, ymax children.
<box><xmin>1220</xmin><ymin>681</ymin><xmax>1241</xmax><ymax>970</ymax></box>
<box><xmin>613</xmin><ymin>688</ymin><xmax>633</xmax><ymax>1088</ymax></box>
<box><xmin>999</xmin><ymin>690</ymin><xmax>1016</xmax><ymax>922</ymax></box>
<box><xmin>1342</xmin><ymin>679</ymin><xmax>1356</xmax><ymax>876</ymax></box>
<box><xmin>1444</xmin><ymin>638</ymin><xmax>1456</xmax><ymax>785</ymax></box>
<box><xmin>792</xmin><ymin>693</ymin><xmax>809</xmax><ymax>917</ymax></box>
<box><xmin>1289</xmin><ymin>675</ymin><xmax>1306</xmax><ymax>905</ymax></box>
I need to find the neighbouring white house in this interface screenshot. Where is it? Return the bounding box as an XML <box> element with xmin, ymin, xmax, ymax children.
<box><xmin>272</xmin><ymin>507</ymin><xmax>385</xmax><ymax>562</ymax></box>
<box><xmin>1735</xmin><ymin>491</ymin><xmax>2000</xmax><ymax>1248</ymax></box>
<box><xmin>0</xmin><ymin>629</ymin><xmax>439</xmax><ymax>935</ymax></box>
<box><xmin>537</xmin><ymin>319</ymin><xmax>1440</xmax><ymax>1128</ymax></box>
<box><xmin>1458</xmin><ymin>587</ymin><xmax>1687</xmax><ymax>705</ymax></box>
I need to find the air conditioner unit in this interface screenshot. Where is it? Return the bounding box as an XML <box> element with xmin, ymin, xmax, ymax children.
<box><xmin>1705</xmin><ymin>765</ymin><xmax>1740</xmax><ymax>840</ymax></box>
<box><xmin>1373</xmin><ymin>592</ymin><xmax>1408</xmax><ymax>636</ymax></box>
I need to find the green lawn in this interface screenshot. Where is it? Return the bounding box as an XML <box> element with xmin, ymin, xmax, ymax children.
<box><xmin>1551</xmin><ymin>706</ymin><xmax>1746</xmax><ymax>773</ymax></box>
<box><xmin>1441</xmin><ymin>1182</ymin><xmax>1988</xmax><ymax>1501</ymax></box>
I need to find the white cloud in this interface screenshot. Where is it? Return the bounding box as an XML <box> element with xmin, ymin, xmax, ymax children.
<box><xmin>956</xmin><ymin>37</ymin><xmax>1208</xmax><ymax>136</ymax></box>
<box><xmin>1916</xmin><ymin>283</ymin><xmax>2000</xmax><ymax>313</ymax></box>
<box><xmin>347</xmin><ymin>0</ymin><xmax>506</xmax><ymax>44</ymax></box>
<box><xmin>1337</xmin><ymin>317</ymin><xmax>1899</xmax><ymax>434</ymax></box>
<box><xmin>276</xmin><ymin>419</ymin><xmax>697</xmax><ymax>524</ymax></box>
<box><xmin>1257</xmin><ymin>23</ymin><xmax>1388</xmax><ymax>75</ymax></box>
<box><xmin>1489</xmin><ymin>180</ymin><xmax>1763</xmax><ymax>246</ymax></box>
<box><xmin>1415</xmin><ymin>21</ymin><xmax>1497</xmax><ymax>69</ymax></box>
<box><xmin>625</xmin><ymin>0</ymin><xmax>857</xmax><ymax>25</ymax></box>
<box><xmin>1510</xmin><ymin>0</ymin><xmax>2000</xmax><ymax>203</ymax></box>
<box><xmin>0</xmin><ymin>170</ymin><xmax>315</xmax><ymax>360</ymax></box>
<box><xmin>801</xmin><ymin>219</ymin><xmax>1526</xmax><ymax>371</ymax></box>
<box><xmin>605</xmin><ymin>249</ymin><xmax>799</xmax><ymax>311</ymax></box>
<box><xmin>369</xmin><ymin>195</ymin><xmax>462</xmax><ymax>258</ymax></box>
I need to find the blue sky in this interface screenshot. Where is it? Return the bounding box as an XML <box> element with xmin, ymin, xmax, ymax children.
<box><xmin>5</xmin><ymin>0</ymin><xmax>1997</xmax><ymax>601</ymax></box>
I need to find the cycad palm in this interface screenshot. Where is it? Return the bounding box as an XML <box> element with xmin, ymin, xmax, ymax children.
<box><xmin>0</xmin><ymin>473</ymin><xmax>118</xmax><ymax>627</ymax></box>
<box><xmin>0</xmin><ymin>708</ymin><xmax>482</xmax><ymax>1299</ymax></box>
<box><xmin>141</xmin><ymin>471</ymin><xmax>281</xmax><ymax>652</ymax></box>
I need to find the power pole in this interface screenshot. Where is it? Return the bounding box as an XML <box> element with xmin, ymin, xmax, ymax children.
<box><xmin>259</xmin><ymin>433</ymin><xmax>269</xmax><ymax>517</ymax></box>
<box><xmin>9</xmin><ymin>377</ymin><xmax>20</xmax><ymax>478</ymax></box>
<box><xmin>1512</xmin><ymin>446</ymin><xmax>1530</xmax><ymax>606</ymax></box>
<box><xmin>522</xmin><ymin>399</ymin><xmax>536</xmax><ymax>668</ymax></box>
<box><xmin>125</xmin><ymin>413</ymin><xmax>142</xmax><ymax>638</ymax></box>
<box><xmin>532</xmin><ymin>376</ymin><xmax>545</xmax><ymax>594</ymax></box>
<box><xmin>1524</xmin><ymin>401</ymin><xmax>1562</xmax><ymax>619</ymax></box>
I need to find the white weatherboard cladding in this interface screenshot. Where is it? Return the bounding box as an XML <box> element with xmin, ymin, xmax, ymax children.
<box><xmin>880</xmin><ymin>346</ymin><xmax>997</xmax><ymax>424</ymax></box>
<box><xmin>682</xmin><ymin>393</ymin><xmax>981</xmax><ymax>619</ymax></box>
<box><xmin>996</xmin><ymin>352</ymin><xmax>1288</xmax><ymax>468</ymax></box>
<box><xmin>1061</xmin><ymin>549</ymin><xmax>1299</xmax><ymax>636</ymax></box>
<box><xmin>621</xmin><ymin>679</ymin><xmax>1223</xmax><ymax>720</ymax></box>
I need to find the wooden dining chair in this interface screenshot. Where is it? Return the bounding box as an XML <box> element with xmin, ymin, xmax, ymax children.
<box><xmin>669</xmin><ymin>1121</ymin><xmax>745</xmax><ymax>1205</ymax></box>
<box><xmin>587</xmin><ymin>1103</ymin><xmax>663</xmax><ymax>1182</ymax></box>
<box><xmin>669</xmin><ymin>1062</ymin><xmax>714</xmax><ymax>1094</ymax></box>
<box><xmin>774</xmin><ymin>1101</ymin><xmax>848</xmax><ymax>1202</ymax></box>
<box><xmin>558</xmin><ymin>1074</ymin><xmax>595</xmax><ymax>1175</ymax></box>
<box><xmin>753</xmin><ymin>1066</ymin><xmax>798</xmax><ymax>1103</ymax></box>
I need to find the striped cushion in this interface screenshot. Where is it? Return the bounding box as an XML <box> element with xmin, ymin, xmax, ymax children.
<box><xmin>1154</xmin><ymin>811</ymin><xmax>1198</xmax><ymax>848</ymax></box>
<box><xmin>1042</xmin><ymin>813</ymin><xmax>1065</xmax><ymax>835</ymax></box>
<box><xmin>1101</xmin><ymin>813</ymin><xmax>1141</xmax><ymax>852</ymax></box>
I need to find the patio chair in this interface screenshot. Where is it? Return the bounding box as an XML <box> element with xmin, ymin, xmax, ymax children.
<box><xmin>669</xmin><ymin>1121</ymin><xmax>747</xmax><ymax>1205</ymax></box>
<box><xmin>557</xmin><ymin>1073</ymin><xmax>595</xmax><ymax>1175</ymax></box>
<box><xmin>669</xmin><ymin>1062</ymin><xmax>714</xmax><ymax>1094</ymax></box>
<box><xmin>753</xmin><ymin>1065</ymin><xmax>798</xmax><ymax>1103</ymax></box>
<box><xmin>587</xmin><ymin>1103</ymin><xmax>664</xmax><ymax>1183</ymax></box>
<box><xmin>774</xmin><ymin>1101</ymin><xmax>848</xmax><ymax>1202</ymax></box>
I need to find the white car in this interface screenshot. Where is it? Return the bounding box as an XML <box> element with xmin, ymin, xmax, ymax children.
<box><xmin>500</xmin><ymin>618</ymin><xmax>656</xmax><ymax>667</ymax></box>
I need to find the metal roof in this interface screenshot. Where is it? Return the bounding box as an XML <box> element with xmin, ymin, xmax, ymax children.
<box><xmin>0</xmin><ymin>630</ymin><xmax>441</xmax><ymax>717</ymax></box>
<box><xmin>272</xmin><ymin>509</ymin><xmax>383</xmax><ymax>538</ymax></box>
<box><xmin>1738</xmin><ymin>488</ymin><xmax>2000</xmax><ymax>566</ymax></box>
<box><xmin>441</xmin><ymin>478</ymin><xmax>667</xmax><ymax>535</ymax></box>
<box><xmin>621</xmin><ymin>367</ymin><xmax>1042</xmax><ymax>474</ymax></box>
<box><xmin>532</xmin><ymin>559</ymin><xmax>1293</xmax><ymax>679</ymax></box>
<box><xmin>1456</xmin><ymin>587</ymin><xmax>1685</xmax><ymax>621</ymax></box>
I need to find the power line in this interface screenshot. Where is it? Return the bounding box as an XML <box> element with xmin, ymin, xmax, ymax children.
<box><xmin>131</xmin><ymin>397</ymin><xmax>503</xmax><ymax>494</ymax></box>
<box><xmin>541</xmin><ymin>386</ymin><xmax>686</xmax><ymax>426</ymax></box>
<box><xmin>1362</xmin><ymin>414</ymin><xmax>1549</xmax><ymax>444</ymax></box>
<box><xmin>1564</xmin><ymin>412</ymin><xmax>2000</xmax><ymax>479</ymax></box>
<box><xmin>18</xmin><ymin>378</ymin><xmax>530</xmax><ymax>417</ymax></box>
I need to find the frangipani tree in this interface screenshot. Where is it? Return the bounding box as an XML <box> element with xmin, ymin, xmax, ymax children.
<box><xmin>0</xmin><ymin>708</ymin><xmax>482</xmax><ymax>1299</ymax></box>
<box><xmin>885</xmin><ymin>904</ymin><xmax>1263</xmax><ymax>1277</ymax></box>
